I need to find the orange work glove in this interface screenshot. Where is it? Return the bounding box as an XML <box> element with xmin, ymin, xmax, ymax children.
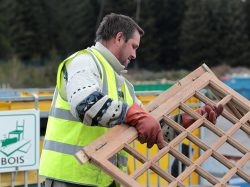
<box><xmin>126</xmin><ymin>103</ymin><xmax>165</xmax><ymax>149</ymax></box>
<box><xmin>182</xmin><ymin>104</ymin><xmax>223</xmax><ymax>128</ymax></box>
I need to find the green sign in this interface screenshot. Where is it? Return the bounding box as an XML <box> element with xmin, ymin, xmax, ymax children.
<box><xmin>0</xmin><ymin>109</ymin><xmax>40</xmax><ymax>172</ymax></box>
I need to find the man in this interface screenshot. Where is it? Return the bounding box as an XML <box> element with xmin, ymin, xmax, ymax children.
<box><xmin>39</xmin><ymin>13</ymin><xmax>222</xmax><ymax>187</ymax></box>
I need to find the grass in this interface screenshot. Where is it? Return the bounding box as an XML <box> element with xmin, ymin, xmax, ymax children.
<box><xmin>0</xmin><ymin>60</ymin><xmax>249</xmax><ymax>88</ymax></box>
<box><xmin>125</xmin><ymin>69</ymin><xmax>189</xmax><ymax>84</ymax></box>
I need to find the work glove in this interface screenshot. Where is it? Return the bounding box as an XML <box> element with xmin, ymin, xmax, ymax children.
<box><xmin>126</xmin><ymin>103</ymin><xmax>165</xmax><ymax>149</ymax></box>
<box><xmin>182</xmin><ymin>104</ymin><xmax>223</xmax><ymax>128</ymax></box>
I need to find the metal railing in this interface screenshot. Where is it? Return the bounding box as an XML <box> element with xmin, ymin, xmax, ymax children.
<box><xmin>0</xmin><ymin>89</ymin><xmax>202</xmax><ymax>186</ymax></box>
<box><xmin>0</xmin><ymin>89</ymin><xmax>50</xmax><ymax>187</ymax></box>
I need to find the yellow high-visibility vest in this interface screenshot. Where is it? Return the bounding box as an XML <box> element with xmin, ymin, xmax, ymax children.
<box><xmin>39</xmin><ymin>48</ymin><xmax>135</xmax><ymax>187</ymax></box>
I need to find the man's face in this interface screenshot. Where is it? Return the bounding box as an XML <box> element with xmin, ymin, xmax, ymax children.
<box><xmin>117</xmin><ymin>31</ymin><xmax>140</xmax><ymax>68</ymax></box>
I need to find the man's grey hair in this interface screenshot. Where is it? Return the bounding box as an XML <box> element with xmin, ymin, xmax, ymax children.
<box><xmin>95</xmin><ymin>13</ymin><xmax>144</xmax><ymax>42</ymax></box>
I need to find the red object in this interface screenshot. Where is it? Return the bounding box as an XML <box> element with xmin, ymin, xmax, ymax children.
<box><xmin>126</xmin><ymin>103</ymin><xmax>165</xmax><ymax>149</ymax></box>
<box><xmin>182</xmin><ymin>104</ymin><xmax>223</xmax><ymax>128</ymax></box>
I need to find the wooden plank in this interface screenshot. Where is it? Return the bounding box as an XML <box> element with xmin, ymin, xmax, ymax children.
<box><xmin>146</xmin><ymin>65</ymin><xmax>208</xmax><ymax>112</ymax></box>
<box><xmin>151</xmin><ymin>72</ymin><xmax>213</xmax><ymax>120</ymax></box>
<box><xmin>206</xmin><ymin>82</ymin><xmax>247</xmax><ymax>121</ymax></box>
<box><xmin>210</xmin><ymin>78</ymin><xmax>250</xmax><ymax>111</ymax></box>
<box><xmin>219</xmin><ymin>153</ymin><xmax>250</xmax><ymax>184</ymax></box>
<box><xmin>93</xmin><ymin>159</ymin><xmax>142</xmax><ymax>187</ymax></box>
<box><xmin>75</xmin><ymin>124</ymin><xmax>132</xmax><ymax>163</ymax></box>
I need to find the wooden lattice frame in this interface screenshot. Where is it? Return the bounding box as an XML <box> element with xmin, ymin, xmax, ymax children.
<box><xmin>76</xmin><ymin>64</ymin><xmax>250</xmax><ymax>187</ymax></box>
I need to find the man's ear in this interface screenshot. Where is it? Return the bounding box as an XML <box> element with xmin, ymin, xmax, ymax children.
<box><xmin>115</xmin><ymin>32</ymin><xmax>125</xmax><ymax>45</ymax></box>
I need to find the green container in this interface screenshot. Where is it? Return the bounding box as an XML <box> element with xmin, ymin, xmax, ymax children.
<box><xmin>134</xmin><ymin>83</ymin><xmax>173</xmax><ymax>91</ymax></box>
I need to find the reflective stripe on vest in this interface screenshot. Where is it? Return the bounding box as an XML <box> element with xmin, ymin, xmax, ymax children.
<box><xmin>40</xmin><ymin>48</ymin><xmax>134</xmax><ymax>187</ymax></box>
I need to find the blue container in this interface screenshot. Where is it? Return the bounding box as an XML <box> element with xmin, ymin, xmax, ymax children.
<box><xmin>229</xmin><ymin>177</ymin><xmax>250</xmax><ymax>187</ymax></box>
<box><xmin>223</xmin><ymin>76</ymin><xmax>250</xmax><ymax>99</ymax></box>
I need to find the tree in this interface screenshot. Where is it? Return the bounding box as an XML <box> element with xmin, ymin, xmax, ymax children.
<box><xmin>135</xmin><ymin>0</ymin><xmax>162</xmax><ymax>70</ymax></box>
<box><xmin>179</xmin><ymin>0</ymin><xmax>218</xmax><ymax>69</ymax></box>
<box><xmin>156</xmin><ymin>0</ymin><xmax>186</xmax><ymax>70</ymax></box>
<box><xmin>6</xmin><ymin>0</ymin><xmax>52</xmax><ymax>63</ymax></box>
<box><xmin>64</xmin><ymin>0</ymin><xmax>99</xmax><ymax>53</ymax></box>
<box><xmin>215</xmin><ymin>0</ymin><xmax>250</xmax><ymax>67</ymax></box>
<box><xmin>0</xmin><ymin>0</ymin><xmax>13</xmax><ymax>60</ymax></box>
<box><xmin>245</xmin><ymin>0</ymin><xmax>250</xmax><ymax>39</ymax></box>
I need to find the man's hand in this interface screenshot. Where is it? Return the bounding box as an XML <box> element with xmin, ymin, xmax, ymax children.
<box><xmin>182</xmin><ymin>104</ymin><xmax>223</xmax><ymax>128</ymax></box>
<box><xmin>126</xmin><ymin>103</ymin><xmax>165</xmax><ymax>149</ymax></box>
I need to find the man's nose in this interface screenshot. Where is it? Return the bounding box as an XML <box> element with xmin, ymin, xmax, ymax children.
<box><xmin>132</xmin><ymin>51</ymin><xmax>136</xmax><ymax>59</ymax></box>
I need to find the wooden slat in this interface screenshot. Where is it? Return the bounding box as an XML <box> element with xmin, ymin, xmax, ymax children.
<box><xmin>210</xmin><ymin>78</ymin><xmax>250</xmax><ymax>111</ymax></box>
<box><xmin>195</xmin><ymin>90</ymin><xmax>241</xmax><ymax>124</ymax></box>
<box><xmin>124</xmin><ymin>144</ymin><xmax>182</xmax><ymax>185</ymax></box>
<box><xmin>93</xmin><ymin>159</ymin><xmax>142</xmax><ymax>187</ymax></box>
<box><xmin>151</xmin><ymin>72</ymin><xmax>213</xmax><ymax>120</ymax></box>
<box><xmin>146</xmin><ymin>65</ymin><xmax>209</xmax><ymax>112</ymax></box>
<box><xmin>218</xmin><ymin>153</ymin><xmax>250</xmax><ymax>185</ymax></box>
<box><xmin>75</xmin><ymin>124</ymin><xmax>131</xmax><ymax>163</ymax></box>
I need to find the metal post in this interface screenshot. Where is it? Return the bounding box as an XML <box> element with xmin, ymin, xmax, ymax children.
<box><xmin>11</xmin><ymin>172</ymin><xmax>15</xmax><ymax>187</ymax></box>
<box><xmin>24</xmin><ymin>171</ymin><xmax>28</xmax><ymax>187</ymax></box>
<box><xmin>146</xmin><ymin>148</ymin><xmax>150</xmax><ymax>187</ymax></box>
<box><xmin>177</xmin><ymin>110</ymin><xmax>182</xmax><ymax>177</ymax></box>
<box><xmin>12</xmin><ymin>167</ymin><xmax>19</xmax><ymax>187</ymax></box>
<box><xmin>133</xmin><ymin>141</ymin><xmax>136</xmax><ymax>172</ymax></box>
<box><xmin>168</xmin><ymin>152</ymin><xmax>171</xmax><ymax>173</ymax></box>
<box><xmin>157</xmin><ymin>158</ymin><xmax>160</xmax><ymax>187</ymax></box>
<box><xmin>199</xmin><ymin>127</ymin><xmax>205</xmax><ymax>185</ymax></box>
<box><xmin>178</xmin><ymin>143</ymin><xmax>182</xmax><ymax>176</ymax></box>
<box><xmin>32</xmin><ymin>93</ymin><xmax>39</xmax><ymax>110</ymax></box>
<box><xmin>189</xmin><ymin>142</ymin><xmax>193</xmax><ymax>185</ymax></box>
<box><xmin>32</xmin><ymin>93</ymin><xmax>41</xmax><ymax>187</ymax></box>
<box><xmin>37</xmin><ymin>170</ymin><xmax>41</xmax><ymax>187</ymax></box>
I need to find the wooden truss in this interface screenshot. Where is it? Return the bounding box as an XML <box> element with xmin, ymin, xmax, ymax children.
<box><xmin>76</xmin><ymin>64</ymin><xmax>250</xmax><ymax>187</ymax></box>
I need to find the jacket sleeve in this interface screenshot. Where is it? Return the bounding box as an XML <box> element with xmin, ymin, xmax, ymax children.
<box><xmin>64</xmin><ymin>53</ymin><xmax>129</xmax><ymax>128</ymax></box>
